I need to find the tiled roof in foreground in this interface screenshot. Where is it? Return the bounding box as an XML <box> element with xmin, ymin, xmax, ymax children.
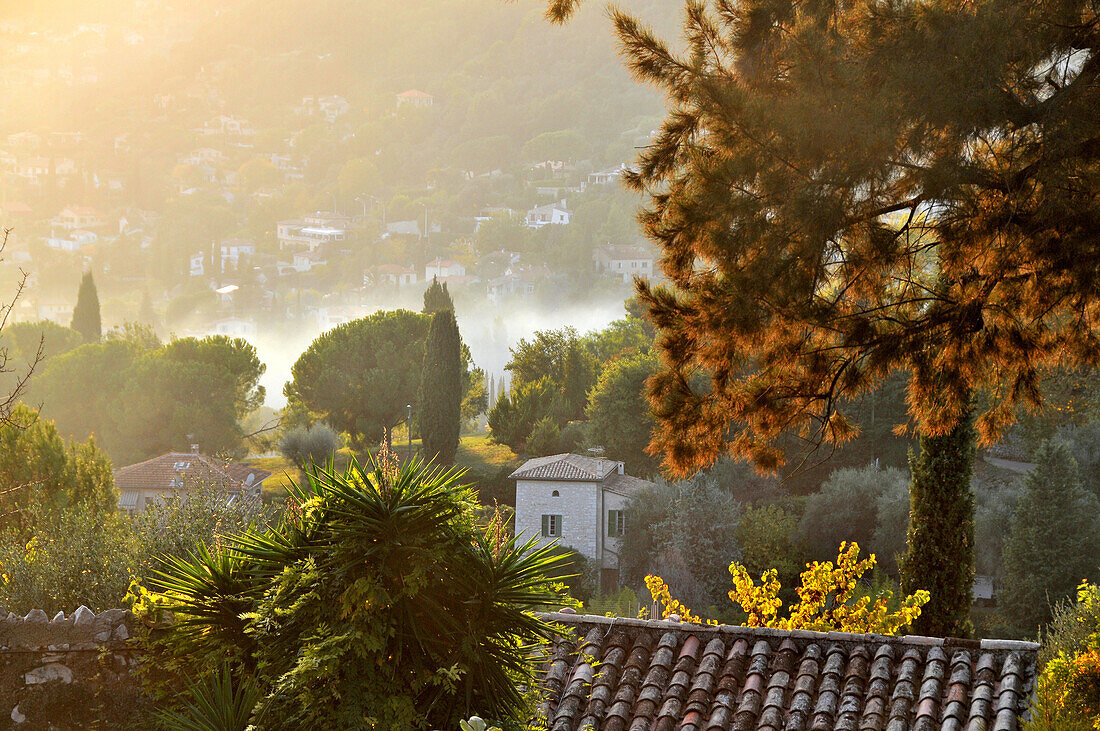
<box><xmin>536</xmin><ymin>613</ymin><xmax>1039</xmax><ymax>731</ymax></box>
<box><xmin>510</xmin><ymin>453</ymin><xmax>621</xmax><ymax>482</ymax></box>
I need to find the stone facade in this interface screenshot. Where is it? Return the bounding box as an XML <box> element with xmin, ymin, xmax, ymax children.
<box><xmin>515</xmin><ymin>479</ymin><xmax>600</xmax><ymax>560</ymax></box>
<box><xmin>0</xmin><ymin>606</ymin><xmax>148</xmax><ymax>729</ymax></box>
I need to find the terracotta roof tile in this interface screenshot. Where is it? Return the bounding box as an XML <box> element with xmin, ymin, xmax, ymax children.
<box><xmin>536</xmin><ymin>615</ymin><xmax>1039</xmax><ymax>731</ymax></box>
<box><xmin>114</xmin><ymin>452</ymin><xmax>271</xmax><ymax>493</ymax></box>
<box><xmin>509</xmin><ymin>453</ymin><xmax>622</xmax><ymax>481</ymax></box>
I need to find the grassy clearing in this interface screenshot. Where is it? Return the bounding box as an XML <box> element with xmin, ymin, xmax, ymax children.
<box><xmin>245</xmin><ymin>436</ymin><xmax>520</xmax><ymax>506</ymax></box>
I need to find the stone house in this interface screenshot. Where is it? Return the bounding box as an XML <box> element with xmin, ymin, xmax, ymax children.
<box><xmin>511</xmin><ymin>453</ymin><xmax>653</xmax><ymax>591</ymax></box>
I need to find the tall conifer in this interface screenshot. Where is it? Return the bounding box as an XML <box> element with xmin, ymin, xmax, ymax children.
<box><xmin>423</xmin><ymin>277</ymin><xmax>453</xmax><ymax>314</ymax></box>
<box><xmin>419</xmin><ymin>310</ymin><xmax>462</xmax><ymax>465</ymax></box>
<box><xmin>71</xmin><ymin>272</ymin><xmax>101</xmax><ymax>344</ymax></box>
<box><xmin>899</xmin><ymin>413</ymin><xmax>976</xmax><ymax>637</ymax></box>
<box><xmin>1001</xmin><ymin>441</ymin><xmax>1100</xmax><ymax>636</ymax></box>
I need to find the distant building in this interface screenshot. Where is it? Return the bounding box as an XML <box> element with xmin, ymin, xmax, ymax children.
<box><xmin>973</xmin><ymin>574</ymin><xmax>996</xmax><ymax>607</ymax></box>
<box><xmin>487</xmin><ymin>264</ymin><xmax>550</xmax><ymax>303</ymax></box>
<box><xmin>213</xmin><ymin>317</ymin><xmax>258</xmax><ymax>339</ymax></box>
<box><xmin>396</xmin><ymin>89</ymin><xmax>433</xmax><ymax>108</ymax></box>
<box><xmin>36</xmin><ymin>300</ymin><xmax>72</xmax><ymax>324</ymax></box>
<box><xmin>370</xmin><ymin>264</ymin><xmax>417</xmax><ymax>287</ymax></box>
<box><xmin>511</xmin><ymin>453</ymin><xmax>654</xmax><ymax>591</ymax></box>
<box><xmin>424</xmin><ymin>258</ymin><xmax>466</xmax><ymax>281</ymax></box>
<box><xmin>115</xmin><ymin>450</ymin><xmax>270</xmax><ymax>513</ymax></box>
<box><xmin>220</xmin><ymin>239</ymin><xmax>256</xmax><ymax>268</ymax></box>
<box><xmin>385</xmin><ymin>219</ymin><xmax>422</xmax><ymax>238</ymax></box>
<box><xmin>297</xmin><ymin>95</ymin><xmax>351</xmax><ymax>122</ymax></box>
<box><xmin>587</xmin><ymin>163</ymin><xmax>630</xmax><ymax>186</ymax></box>
<box><xmin>53</xmin><ymin>206</ymin><xmax>105</xmax><ymax>230</ymax></box>
<box><xmin>293</xmin><ymin>250</ymin><xmax>327</xmax><ymax>273</ymax></box>
<box><xmin>593</xmin><ymin>243</ymin><xmax>655</xmax><ymax>283</ymax></box>
<box><xmin>524</xmin><ymin>200</ymin><xmax>572</xmax><ymax>229</ymax></box>
<box><xmin>45</xmin><ymin>229</ymin><xmax>97</xmax><ymax>252</ymax></box>
<box><xmin>198</xmin><ymin>115</ymin><xmax>255</xmax><ymax>137</ymax></box>
<box><xmin>277</xmin><ymin>212</ymin><xmax>349</xmax><ymax>250</ymax></box>
<box><xmin>178</xmin><ymin>147</ymin><xmax>226</xmax><ymax>167</ymax></box>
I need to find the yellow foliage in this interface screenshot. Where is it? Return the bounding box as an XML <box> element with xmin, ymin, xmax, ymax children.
<box><xmin>1027</xmin><ymin>583</ymin><xmax>1100</xmax><ymax>729</ymax></box>
<box><xmin>646</xmin><ymin>542</ymin><xmax>929</xmax><ymax>634</ymax></box>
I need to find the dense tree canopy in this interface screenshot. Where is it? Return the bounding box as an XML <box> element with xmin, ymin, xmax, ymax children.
<box><xmin>601</xmin><ymin>0</ymin><xmax>1100</xmax><ymax>475</ymax></box>
<box><xmin>586</xmin><ymin>351</ymin><xmax>659</xmax><ymax>476</ymax></box>
<box><xmin>286</xmin><ymin>310</ymin><xmax>431</xmax><ymax>447</ymax></box>
<box><xmin>0</xmin><ymin>405</ymin><xmax>116</xmax><ymax>530</ymax></box>
<box><xmin>35</xmin><ymin>334</ymin><xmax>265</xmax><ymax>464</ymax></box>
<box><xmin>1002</xmin><ymin>440</ymin><xmax>1100</xmax><ymax>636</ymax></box>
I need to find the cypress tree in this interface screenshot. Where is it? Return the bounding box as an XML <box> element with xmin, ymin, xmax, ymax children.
<box><xmin>1001</xmin><ymin>441</ymin><xmax>1100</xmax><ymax>636</ymax></box>
<box><xmin>419</xmin><ymin>310</ymin><xmax>462</xmax><ymax>465</ymax></box>
<box><xmin>422</xmin><ymin>277</ymin><xmax>453</xmax><ymax>314</ymax></box>
<box><xmin>71</xmin><ymin>271</ymin><xmax>101</xmax><ymax>344</ymax></box>
<box><xmin>899</xmin><ymin>413</ymin><xmax>975</xmax><ymax>637</ymax></box>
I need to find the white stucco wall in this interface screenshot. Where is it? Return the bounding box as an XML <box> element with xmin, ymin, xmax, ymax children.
<box><xmin>515</xmin><ymin>479</ymin><xmax>599</xmax><ymax>562</ymax></box>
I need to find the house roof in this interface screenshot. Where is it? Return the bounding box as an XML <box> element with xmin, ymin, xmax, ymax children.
<box><xmin>397</xmin><ymin>89</ymin><xmax>432</xmax><ymax>98</ymax></box>
<box><xmin>603</xmin><ymin>472</ymin><xmax>652</xmax><ymax>496</ymax></box>
<box><xmin>536</xmin><ymin>613</ymin><xmax>1039</xmax><ymax>731</ymax></box>
<box><xmin>598</xmin><ymin>243</ymin><xmax>653</xmax><ymax>261</ymax></box>
<box><xmin>114</xmin><ymin>452</ymin><xmax>271</xmax><ymax>493</ymax></box>
<box><xmin>510</xmin><ymin>453</ymin><xmax>622</xmax><ymax>482</ymax></box>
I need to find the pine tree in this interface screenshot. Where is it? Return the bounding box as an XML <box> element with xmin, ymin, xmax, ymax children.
<box><xmin>71</xmin><ymin>271</ymin><xmax>101</xmax><ymax>344</ymax></box>
<box><xmin>422</xmin><ymin>277</ymin><xmax>453</xmax><ymax>314</ymax></box>
<box><xmin>1001</xmin><ymin>441</ymin><xmax>1100</xmax><ymax>636</ymax></box>
<box><xmin>556</xmin><ymin>0</ymin><xmax>1100</xmax><ymax>637</ymax></box>
<box><xmin>418</xmin><ymin>310</ymin><xmax>462</xmax><ymax>465</ymax></box>
<box><xmin>596</xmin><ymin>0</ymin><xmax>1100</xmax><ymax>476</ymax></box>
<box><xmin>899</xmin><ymin>412</ymin><xmax>976</xmax><ymax>637</ymax></box>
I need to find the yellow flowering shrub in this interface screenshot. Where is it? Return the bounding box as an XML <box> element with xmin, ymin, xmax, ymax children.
<box><xmin>646</xmin><ymin>542</ymin><xmax>929</xmax><ymax>634</ymax></box>
<box><xmin>1026</xmin><ymin>583</ymin><xmax>1100</xmax><ymax>730</ymax></box>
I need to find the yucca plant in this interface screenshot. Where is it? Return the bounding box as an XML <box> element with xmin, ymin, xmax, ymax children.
<box><xmin>146</xmin><ymin>455</ymin><xmax>567</xmax><ymax>730</ymax></box>
<box><xmin>154</xmin><ymin>665</ymin><xmax>263</xmax><ymax>731</ymax></box>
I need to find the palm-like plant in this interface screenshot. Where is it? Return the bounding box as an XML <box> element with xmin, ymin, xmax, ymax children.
<box><xmin>147</xmin><ymin>456</ymin><xmax>567</xmax><ymax>729</ymax></box>
<box><xmin>154</xmin><ymin>665</ymin><xmax>263</xmax><ymax>731</ymax></box>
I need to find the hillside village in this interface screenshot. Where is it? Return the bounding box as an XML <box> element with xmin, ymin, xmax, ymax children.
<box><xmin>0</xmin><ymin>0</ymin><xmax>1097</xmax><ymax>728</ymax></box>
<box><xmin>0</xmin><ymin>2</ymin><xmax>666</xmax><ymax>342</ymax></box>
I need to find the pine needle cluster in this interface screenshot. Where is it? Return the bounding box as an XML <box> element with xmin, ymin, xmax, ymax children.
<box><xmin>607</xmin><ymin>0</ymin><xmax>1100</xmax><ymax>475</ymax></box>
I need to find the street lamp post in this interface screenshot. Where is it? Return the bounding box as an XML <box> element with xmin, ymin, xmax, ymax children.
<box><xmin>407</xmin><ymin>403</ymin><xmax>412</xmax><ymax>460</ymax></box>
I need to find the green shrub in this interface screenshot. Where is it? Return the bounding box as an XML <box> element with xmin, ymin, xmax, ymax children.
<box><xmin>142</xmin><ymin>457</ymin><xmax>568</xmax><ymax>729</ymax></box>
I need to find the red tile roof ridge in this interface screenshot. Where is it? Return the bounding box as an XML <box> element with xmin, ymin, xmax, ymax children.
<box><xmin>536</xmin><ymin>612</ymin><xmax>1041</xmax><ymax>653</ymax></box>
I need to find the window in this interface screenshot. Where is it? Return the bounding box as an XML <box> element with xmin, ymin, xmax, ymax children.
<box><xmin>541</xmin><ymin>514</ymin><xmax>562</xmax><ymax>537</ymax></box>
<box><xmin>551</xmin><ymin>490</ymin><xmax>560</xmax><ymax>497</ymax></box>
<box><xmin>608</xmin><ymin>510</ymin><xmax>626</xmax><ymax>537</ymax></box>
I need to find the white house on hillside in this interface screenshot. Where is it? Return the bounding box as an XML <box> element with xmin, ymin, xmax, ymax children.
<box><xmin>424</xmin><ymin>258</ymin><xmax>466</xmax><ymax>280</ymax></box>
<box><xmin>524</xmin><ymin>200</ymin><xmax>572</xmax><ymax>229</ymax></box>
<box><xmin>593</xmin><ymin>243</ymin><xmax>655</xmax><ymax>283</ymax></box>
<box><xmin>511</xmin><ymin>453</ymin><xmax>653</xmax><ymax>591</ymax></box>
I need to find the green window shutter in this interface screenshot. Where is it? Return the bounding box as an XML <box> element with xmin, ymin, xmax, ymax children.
<box><xmin>542</xmin><ymin>514</ymin><xmax>549</xmax><ymax>537</ymax></box>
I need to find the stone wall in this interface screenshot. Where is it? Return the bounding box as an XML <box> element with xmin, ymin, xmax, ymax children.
<box><xmin>0</xmin><ymin>606</ymin><xmax>147</xmax><ymax>730</ymax></box>
<box><xmin>515</xmin><ymin>479</ymin><xmax>599</xmax><ymax>560</ymax></box>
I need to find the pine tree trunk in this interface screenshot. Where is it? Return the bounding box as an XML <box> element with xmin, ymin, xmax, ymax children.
<box><xmin>899</xmin><ymin>411</ymin><xmax>976</xmax><ymax>638</ymax></box>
